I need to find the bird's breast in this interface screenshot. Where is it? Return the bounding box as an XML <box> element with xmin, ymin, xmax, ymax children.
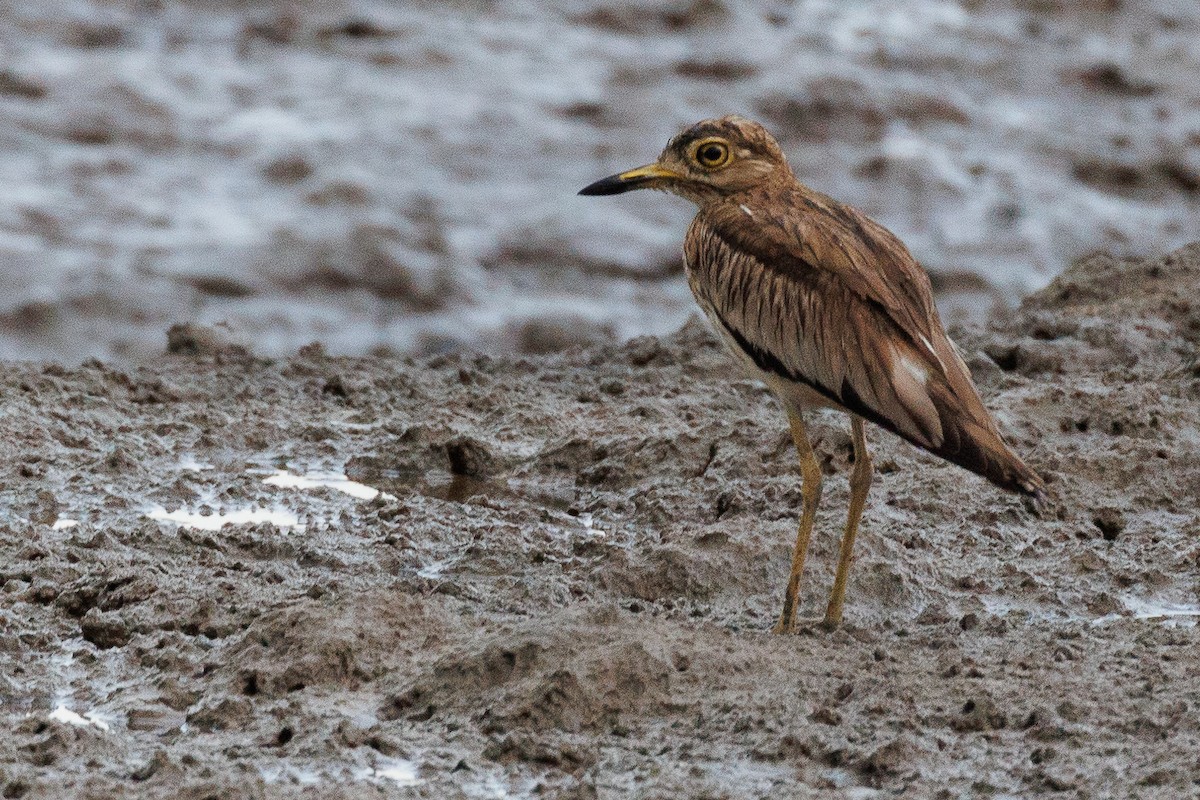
<box><xmin>683</xmin><ymin>226</ymin><xmax>829</xmax><ymax>411</ymax></box>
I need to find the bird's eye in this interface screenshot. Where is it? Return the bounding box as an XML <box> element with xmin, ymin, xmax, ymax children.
<box><xmin>694</xmin><ymin>140</ymin><xmax>731</xmax><ymax>169</ymax></box>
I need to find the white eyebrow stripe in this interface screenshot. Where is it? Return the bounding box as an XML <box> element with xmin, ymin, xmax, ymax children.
<box><xmin>739</xmin><ymin>204</ymin><xmax>755</xmax><ymax>218</ymax></box>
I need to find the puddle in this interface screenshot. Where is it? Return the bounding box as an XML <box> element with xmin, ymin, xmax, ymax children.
<box><xmin>145</xmin><ymin>464</ymin><xmax>399</xmax><ymax>530</ymax></box>
<box><xmin>978</xmin><ymin>593</ymin><xmax>1200</xmax><ymax>629</ymax></box>
<box><xmin>353</xmin><ymin>757</ymin><xmax>422</xmax><ymax>786</ymax></box>
<box><xmin>261</xmin><ymin>757</ymin><xmax>421</xmax><ymax>787</ymax></box>
<box><xmin>460</xmin><ymin>772</ymin><xmax>539</xmax><ymax>800</ymax></box>
<box><xmin>261</xmin><ymin>469</ymin><xmax>395</xmax><ymax>502</ymax></box>
<box><xmin>51</xmin><ymin>518</ymin><xmax>79</xmax><ymax>530</ymax></box>
<box><xmin>1093</xmin><ymin>597</ymin><xmax>1200</xmax><ymax>628</ymax></box>
<box><xmin>178</xmin><ymin>455</ymin><xmax>214</xmax><ymax>471</ymax></box>
<box><xmin>146</xmin><ymin>505</ymin><xmax>301</xmax><ymax>531</ymax></box>
<box><xmin>349</xmin><ymin>466</ymin><xmax>509</xmax><ymax>504</ymax></box>
<box><xmin>259</xmin><ymin>763</ymin><xmax>322</xmax><ymax>786</ymax></box>
<box><xmin>348</xmin><ymin>465</ymin><xmax>583</xmax><ymax>514</ymax></box>
<box><xmin>49</xmin><ymin>703</ymin><xmax>111</xmax><ymax>732</ymax></box>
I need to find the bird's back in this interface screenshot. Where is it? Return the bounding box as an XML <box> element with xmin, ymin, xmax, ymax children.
<box><xmin>683</xmin><ymin>183</ymin><xmax>1045</xmax><ymax>498</ymax></box>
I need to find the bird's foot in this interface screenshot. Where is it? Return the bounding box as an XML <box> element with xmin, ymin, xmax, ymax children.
<box><xmin>821</xmin><ymin>608</ymin><xmax>844</xmax><ymax>631</ymax></box>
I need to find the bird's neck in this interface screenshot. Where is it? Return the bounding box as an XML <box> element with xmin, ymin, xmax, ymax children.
<box><xmin>693</xmin><ymin>173</ymin><xmax>802</xmax><ymax>215</ymax></box>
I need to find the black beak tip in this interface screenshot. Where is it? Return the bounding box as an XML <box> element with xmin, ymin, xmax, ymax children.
<box><xmin>578</xmin><ymin>175</ymin><xmax>630</xmax><ymax>196</ymax></box>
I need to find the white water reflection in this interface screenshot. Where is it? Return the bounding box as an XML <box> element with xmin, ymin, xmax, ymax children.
<box><xmin>353</xmin><ymin>757</ymin><xmax>422</xmax><ymax>786</ymax></box>
<box><xmin>261</xmin><ymin>469</ymin><xmax>395</xmax><ymax>502</ymax></box>
<box><xmin>1094</xmin><ymin>596</ymin><xmax>1200</xmax><ymax>628</ymax></box>
<box><xmin>146</xmin><ymin>504</ymin><xmax>301</xmax><ymax>531</ymax></box>
<box><xmin>260</xmin><ymin>757</ymin><xmax>421</xmax><ymax>787</ymax></box>
<box><xmin>178</xmin><ymin>455</ymin><xmax>215</xmax><ymax>471</ymax></box>
<box><xmin>49</xmin><ymin>703</ymin><xmax>111</xmax><ymax>732</ymax></box>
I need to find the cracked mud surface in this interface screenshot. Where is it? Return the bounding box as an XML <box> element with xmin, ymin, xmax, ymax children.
<box><xmin>2</xmin><ymin>245</ymin><xmax>1200</xmax><ymax>798</ymax></box>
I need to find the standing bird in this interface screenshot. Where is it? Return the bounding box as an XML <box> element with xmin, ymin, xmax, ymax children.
<box><xmin>579</xmin><ymin>115</ymin><xmax>1044</xmax><ymax>632</ymax></box>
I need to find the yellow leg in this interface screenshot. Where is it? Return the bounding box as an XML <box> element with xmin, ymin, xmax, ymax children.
<box><xmin>773</xmin><ymin>411</ymin><xmax>822</xmax><ymax>634</ymax></box>
<box><xmin>823</xmin><ymin>416</ymin><xmax>873</xmax><ymax>628</ymax></box>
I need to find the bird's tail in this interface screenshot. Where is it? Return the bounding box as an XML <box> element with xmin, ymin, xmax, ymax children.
<box><xmin>930</xmin><ymin>412</ymin><xmax>1046</xmax><ymax>502</ymax></box>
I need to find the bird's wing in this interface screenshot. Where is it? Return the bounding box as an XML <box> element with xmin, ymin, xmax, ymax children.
<box><xmin>686</xmin><ymin>194</ymin><xmax>1043</xmax><ymax>495</ymax></box>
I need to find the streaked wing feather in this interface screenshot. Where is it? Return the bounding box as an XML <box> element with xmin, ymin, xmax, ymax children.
<box><xmin>686</xmin><ymin>215</ymin><xmax>945</xmax><ymax>449</ymax></box>
<box><xmin>685</xmin><ymin>194</ymin><xmax>1045</xmax><ymax>496</ymax></box>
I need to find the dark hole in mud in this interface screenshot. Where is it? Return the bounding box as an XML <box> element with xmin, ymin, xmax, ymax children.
<box><xmin>276</xmin><ymin>726</ymin><xmax>293</xmax><ymax>745</ymax></box>
<box><xmin>242</xmin><ymin>673</ymin><xmax>259</xmax><ymax>696</ymax></box>
<box><xmin>962</xmin><ymin>700</ymin><xmax>976</xmax><ymax>713</ymax></box>
<box><xmin>337</xmin><ymin>19</ymin><xmax>389</xmax><ymax>38</ymax></box>
<box><xmin>1092</xmin><ymin>510</ymin><xmax>1125</xmax><ymax>541</ymax></box>
<box><xmin>446</xmin><ymin>437</ymin><xmax>493</xmax><ymax>478</ymax></box>
<box><xmin>322</xmin><ymin>376</ymin><xmax>350</xmax><ymax>398</ymax></box>
<box><xmin>988</xmin><ymin>347</ymin><xmax>1020</xmax><ymax>372</ymax></box>
<box><xmin>4</xmin><ymin>781</ymin><xmax>31</xmax><ymax>799</ymax></box>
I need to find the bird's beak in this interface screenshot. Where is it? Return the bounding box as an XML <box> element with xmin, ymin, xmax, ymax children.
<box><xmin>578</xmin><ymin>163</ymin><xmax>680</xmax><ymax>196</ymax></box>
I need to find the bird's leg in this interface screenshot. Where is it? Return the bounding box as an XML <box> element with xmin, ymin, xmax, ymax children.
<box><xmin>773</xmin><ymin>411</ymin><xmax>823</xmax><ymax>634</ymax></box>
<box><xmin>823</xmin><ymin>416</ymin><xmax>872</xmax><ymax>628</ymax></box>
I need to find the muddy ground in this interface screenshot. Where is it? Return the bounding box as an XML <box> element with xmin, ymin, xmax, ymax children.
<box><xmin>2</xmin><ymin>243</ymin><xmax>1200</xmax><ymax>799</ymax></box>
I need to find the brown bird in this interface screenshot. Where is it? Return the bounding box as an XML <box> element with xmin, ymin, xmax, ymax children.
<box><xmin>579</xmin><ymin>115</ymin><xmax>1045</xmax><ymax>632</ymax></box>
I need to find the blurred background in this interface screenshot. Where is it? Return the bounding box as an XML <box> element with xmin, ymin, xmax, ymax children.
<box><xmin>0</xmin><ymin>0</ymin><xmax>1196</xmax><ymax>363</ymax></box>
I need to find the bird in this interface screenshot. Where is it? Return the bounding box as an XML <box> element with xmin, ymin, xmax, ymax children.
<box><xmin>579</xmin><ymin>115</ymin><xmax>1045</xmax><ymax>632</ymax></box>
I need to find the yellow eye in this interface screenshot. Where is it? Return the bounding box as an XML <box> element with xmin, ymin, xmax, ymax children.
<box><xmin>694</xmin><ymin>139</ymin><xmax>731</xmax><ymax>169</ymax></box>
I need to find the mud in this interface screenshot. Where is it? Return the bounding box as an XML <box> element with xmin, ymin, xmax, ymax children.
<box><xmin>2</xmin><ymin>244</ymin><xmax>1200</xmax><ymax>798</ymax></box>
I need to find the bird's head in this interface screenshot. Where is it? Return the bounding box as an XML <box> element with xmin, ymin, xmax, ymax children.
<box><xmin>579</xmin><ymin>115</ymin><xmax>791</xmax><ymax>204</ymax></box>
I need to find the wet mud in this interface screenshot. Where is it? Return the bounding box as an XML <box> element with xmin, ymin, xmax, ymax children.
<box><xmin>2</xmin><ymin>244</ymin><xmax>1200</xmax><ymax>798</ymax></box>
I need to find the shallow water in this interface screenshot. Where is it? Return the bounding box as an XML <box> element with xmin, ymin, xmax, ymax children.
<box><xmin>0</xmin><ymin>1</ymin><xmax>1196</xmax><ymax>362</ymax></box>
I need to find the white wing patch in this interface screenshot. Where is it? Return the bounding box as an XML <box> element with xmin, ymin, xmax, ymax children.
<box><xmin>900</xmin><ymin>353</ymin><xmax>928</xmax><ymax>386</ymax></box>
<box><xmin>888</xmin><ymin>343</ymin><xmax>943</xmax><ymax>447</ymax></box>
